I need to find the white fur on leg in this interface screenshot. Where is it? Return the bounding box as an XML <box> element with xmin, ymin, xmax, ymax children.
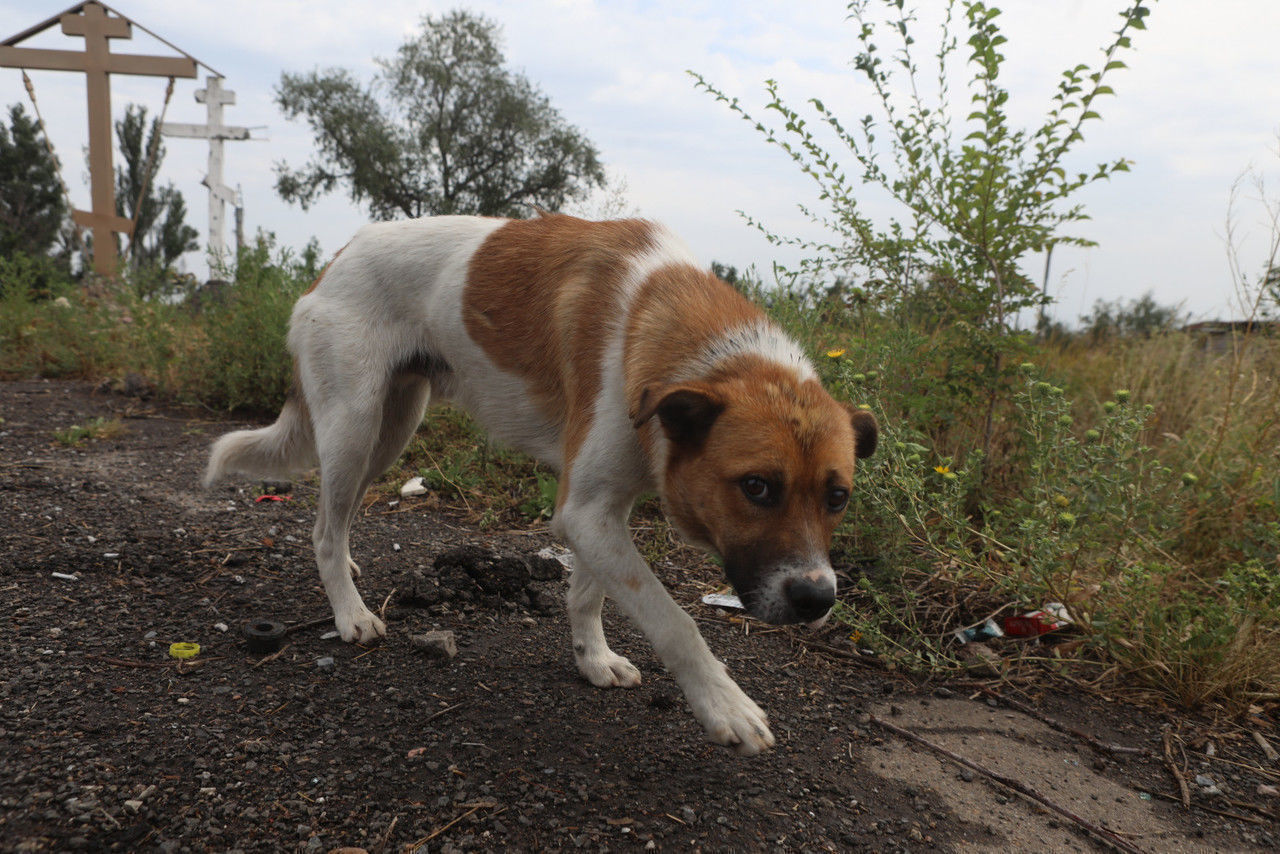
<box><xmin>675</xmin><ymin>659</ymin><xmax>774</xmax><ymax>756</ymax></box>
<box><xmin>348</xmin><ymin>557</ymin><xmax>361</xmax><ymax>579</ymax></box>
<box><xmin>567</xmin><ymin>565</ymin><xmax>641</xmax><ymax>688</ymax></box>
<box><xmin>560</xmin><ymin>498</ymin><xmax>775</xmax><ymax>755</ymax></box>
<box><xmin>333</xmin><ymin>600</ymin><xmax>386</xmax><ymax>643</ymax></box>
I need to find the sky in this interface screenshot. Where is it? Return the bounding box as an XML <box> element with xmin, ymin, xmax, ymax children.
<box><xmin>3</xmin><ymin>0</ymin><xmax>1279</xmax><ymax>324</ymax></box>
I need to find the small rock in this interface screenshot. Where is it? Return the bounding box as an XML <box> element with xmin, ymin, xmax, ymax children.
<box><xmin>321</xmin><ymin>630</ymin><xmax>339</xmax><ymax>640</ymax></box>
<box><xmin>213</xmin><ymin>622</ymin><xmax>228</xmax><ymax>633</ymax></box>
<box><xmin>410</xmin><ymin>631</ymin><xmax>457</xmax><ymax>661</ymax></box>
<box><xmin>123</xmin><ymin>800</ymin><xmax>143</xmax><ymax>813</ymax></box>
<box><xmin>315</xmin><ymin>657</ymin><xmax>336</xmax><ymax>672</ymax></box>
<box><xmin>1257</xmin><ymin>784</ymin><xmax>1278</xmax><ymax>797</ymax></box>
<box><xmin>959</xmin><ymin>768</ymin><xmax>975</xmax><ymax>783</ymax></box>
<box><xmin>680</xmin><ymin>806</ymin><xmax>697</xmax><ymax>825</ymax></box>
<box><xmin>1195</xmin><ymin>774</ymin><xmax>1215</xmax><ymax>788</ymax></box>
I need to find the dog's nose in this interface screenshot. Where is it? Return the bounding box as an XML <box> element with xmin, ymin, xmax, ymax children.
<box><xmin>785</xmin><ymin>577</ymin><xmax>835</xmax><ymax>622</ymax></box>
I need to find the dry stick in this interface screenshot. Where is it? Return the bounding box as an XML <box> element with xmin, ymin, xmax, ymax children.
<box><xmin>250</xmin><ymin>643</ymin><xmax>292</xmax><ymax>669</ymax></box>
<box><xmin>372</xmin><ymin>815</ymin><xmax>398</xmax><ymax>854</ymax></box>
<box><xmin>978</xmin><ymin>686</ymin><xmax>1147</xmax><ymax>755</ymax></box>
<box><xmin>426</xmin><ymin>702</ymin><xmax>469</xmax><ymax>724</ymax></box>
<box><xmin>1162</xmin><ymin>730</ymin><xmax>1191</xmax><ymax>809</ymax></box>
<box><xmin>869</xmin><ymin>714</ymin><xmax>1149</xmax><ymax>854</ymax></box>
<box><xmin>1147</xmin><ymin>791</ymin><xmax>1267</xmax><ymax>826</ymax></box>
<box><xmin>86</xmin><ymin>655</ymin><xmax>166</xmax><ymax>669</ymax></box>
<box><xmin>1251</xmin><ymin>731</ymin><xmax>1279</xmax><ymax>763</ymax></box>
<box><xmin>285</xmin><ymin>616</ymin><xmax>335</xmax><ymax>636</ymax></box>
<box><xmin>410</xmin><ymin>801</ymin><xmax>494</xmax><ymax>847</ymax></box>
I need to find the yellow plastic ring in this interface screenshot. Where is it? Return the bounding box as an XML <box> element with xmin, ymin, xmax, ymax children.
<box><xmin>169</xmin><ymin>642</ymin><xmax>200</xmax><ymax>660</ymax></box>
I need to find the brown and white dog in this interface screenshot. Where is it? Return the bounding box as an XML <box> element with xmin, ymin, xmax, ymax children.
<box><xmin>205</xmin><ymin>214</ymin><xmax>876</xmax><ymax>755</ymax></box>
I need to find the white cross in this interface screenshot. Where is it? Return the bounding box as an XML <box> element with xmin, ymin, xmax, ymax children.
<box><xmin>161</xmin><ymin>75</ymin><xmax>250</xmax><ymax>263</ymax></box>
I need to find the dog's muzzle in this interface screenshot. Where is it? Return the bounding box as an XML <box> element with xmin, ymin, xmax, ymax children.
<box><xmin>734</xmin><ymin>566</ymin><xmax>837</xmax><ymax>626</ymax></box>
<box><xmin>783</xmin><ymin>575</ymin><xmax>836</xmax><ymax>623</ymax></box>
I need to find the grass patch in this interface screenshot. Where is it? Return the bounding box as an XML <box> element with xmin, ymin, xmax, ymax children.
<box><xmin>52</xmin><ymin>416</ymin><xmax>125</xmax><ymax>448</ymax></box>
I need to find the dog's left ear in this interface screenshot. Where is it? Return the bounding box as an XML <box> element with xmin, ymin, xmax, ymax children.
<box><xmin>843</xmin><ymin>403</ymin><xmax>879</xmax><ymax>459</ymax></box>
<box><xmin>633</xmin><ymin>383</ymin><xmax>725</xmax><ymax>446</ymax></box>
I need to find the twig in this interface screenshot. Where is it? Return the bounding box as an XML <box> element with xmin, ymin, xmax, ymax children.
<box><xmin>373</xmin><ymin>815</ymin><xmax>398</xmax><ymax>854</ymax></box>
<box><xmin>1163</xmin><ymin>729</ymin><xmax>1190</xmax><ymax>809</ymax></box>
<box><xmin>801</xmin><ymin>640</ymin><xmax>884</xmax><ymax>668</ymax></box>
<box><xmin>1251</xmin><ymin>731</ymin><xmax>1279</xmax><ymax>763</ymax></box>
<box><xmin>86</xmin><ymin>655</ymin><xmax>166</xmax><ymax>668</ymax></box>
<box><xmin>250</xmin><ymin>643</ymin><xmax>292</xmax><ymax>669</ymax></box>
<box><xmin>869</xmin><ymin>714</ymin><xmax>1149</xmax><ymax>854</ymax></box>
<box><xmin>285</xmin><ymin>616</ymin><xmax>335</xmax><ymax>636</ymax></box>
<box><xmin>978</xmin><ymin>687</ymin><xmax>1147</xmax><ymax>755</ymax></box>
<box><xmin>1148</xmin><ymin>791</ymin><xmax>1267</xmax><ymax>825</ymax></box>
<box><xmin>408</xmin><ymin>800</ymin><xmax>497</xmax><ymax>848</ymax></box>
<box><xmin>426</xmin><ymin>701</ymin><xmax>468</xmax><ymax>724</ymax></box>
<box><xmin>373</xmin><ymin>814</ymin><xmax>396</xmax><ymax>854</ymax></box>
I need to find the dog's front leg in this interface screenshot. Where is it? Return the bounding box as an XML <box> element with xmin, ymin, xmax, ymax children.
<box><xmin>567</xmin><ymin>567</ymin><xmax>643</xmax><ymax>688</ymax></box>
<box><xmin>560</xmin><ymin>499</ymin><xmax>775</xmax><ymax>756</ymax></box>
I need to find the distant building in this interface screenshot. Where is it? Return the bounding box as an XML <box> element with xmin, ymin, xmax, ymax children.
<box><xmin>1183</xmin><ymin>320</ymin><xmax>1279</xmax><ymax>354</ymax></box>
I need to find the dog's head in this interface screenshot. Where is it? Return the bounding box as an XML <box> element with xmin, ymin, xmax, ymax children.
<box><xmin>634</xmin><ymin>361</ymin><xmax>877</xmax><ymax>626</ymax></box>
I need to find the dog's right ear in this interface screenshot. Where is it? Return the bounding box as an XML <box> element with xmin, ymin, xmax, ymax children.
<box><xmin>632</xmin><ymin>384</ymin><xmax>725</xmax><ymax>446</ymax></box>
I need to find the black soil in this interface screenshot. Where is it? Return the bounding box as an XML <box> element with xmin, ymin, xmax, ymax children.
<box><xmin>1</xmin><ymin>380</ymin><xmax>1275</xmax><ymax>852</ymax></box>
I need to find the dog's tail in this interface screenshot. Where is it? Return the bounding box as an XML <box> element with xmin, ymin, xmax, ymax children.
<box><xmin>203</xmin><ymin>389</ymin><xmax>317</xmax><ymax>488</ymax></box>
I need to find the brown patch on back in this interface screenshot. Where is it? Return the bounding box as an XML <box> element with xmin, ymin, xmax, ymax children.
<box><xmin>463</xmin><ymin>215</ymin><xmax>656</xmax><ymax>474</ymax></box>
<box><xmin>623</xmin><ymin>266</ymin><xmax>761</xmax><ymax>417</ymax></box>
<box><xmin>303</xmin><ymin>242</ymin><xmax>350</xmax><ymax>296</ymax></box>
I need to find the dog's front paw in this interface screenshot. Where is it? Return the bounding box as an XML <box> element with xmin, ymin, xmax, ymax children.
<box><xmin>684</xmin><ymin>668</ymin><xmax>774</xmax><ymax>756</ymax></box>
<box><xmin>335</xmin><ymin>605</ymin><xmax>386</xmax><ymax>644</ymax></box>
<box><xmin>576</xmin><ymin>649</ymin><xmax>642</xmax><ymax>688</ymax></box>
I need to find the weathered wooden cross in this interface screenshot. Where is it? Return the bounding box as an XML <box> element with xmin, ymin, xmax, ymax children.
<box><xmin>162</xmin><ymin>76</ymin><xmax>251</xmax><ymax>262</ymax></box>
<box><xmin>0</xmin><ymin>2</ymin><xmax>198</xmax><ymax>275</ymax></box>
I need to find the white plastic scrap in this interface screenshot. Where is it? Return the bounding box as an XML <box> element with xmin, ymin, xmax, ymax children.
<box><xmin>400</xmin><ymin>476</ymin><xmax>428</xmax><ymax>497</ymax></box>
<box><xmin>701</xmin><ymin>592</ymin><xmax>744</xmax><ymax>610</ymax></box>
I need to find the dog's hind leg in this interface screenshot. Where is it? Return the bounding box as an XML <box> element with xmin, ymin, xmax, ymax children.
<box><xmin>342</xmin><ymin>374</ymin><xmax>433</xmax><ymax>580</ymax></box>
<box><xmin>309</xmin><ymin>385</ymin><xmax>394</xmax><ymax>643</ymax></box>
<box><xmin>568</xmin><ymin>566</ymin><xmax>642</xmax><ymax>688</ymax></box>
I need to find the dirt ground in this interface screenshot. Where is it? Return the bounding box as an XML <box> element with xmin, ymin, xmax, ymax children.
<box><xmin>2</xmin><ymin>379</ymin><xmax>1278</xmax><ymax>852</ymax></box>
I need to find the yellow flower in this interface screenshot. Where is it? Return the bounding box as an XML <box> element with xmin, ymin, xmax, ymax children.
<box><xmin>826</xmin><ymin>348</ymin><xmax>846</xmax><ymax>358</ymax></box>
<box><xmin>934</xmin><ymin>465</ymin><xmax>950</xmax><ymax>475</ymax></box>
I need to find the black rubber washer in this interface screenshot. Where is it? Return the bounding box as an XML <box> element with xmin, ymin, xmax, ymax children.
<box><xmin>242</xmin><ymin>619</ymin><xmax>287</xmax><ymax>654</ymax></box>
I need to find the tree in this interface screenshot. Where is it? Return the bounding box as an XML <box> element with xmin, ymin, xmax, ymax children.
<box><xmin>0</xmin><ymin>104</ymin><xmax>65</xmax><ymax>259</ymax></box>
<box><xmin>114</xmin><ymin>104</ymin><xmax>199</xmax><ymax>272</ymax></box>
<box><xmin>1079</xmin><ymin>292</ymin><xmax>1185</xmax><ymax>340</ymax></box>
<box><xmin>274</xmin><ymin>9</ymin><xmax>605</xmax><ymax>219</ymax></box>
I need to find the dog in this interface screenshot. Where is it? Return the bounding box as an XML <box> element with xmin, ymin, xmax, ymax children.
<box><xmin>204</xmin><ymin>213</ymin><xmax>877</xmax><ymax>755</ymax></box>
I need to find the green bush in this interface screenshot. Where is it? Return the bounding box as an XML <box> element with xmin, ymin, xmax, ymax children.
<box><xmin>694</xmin><ymin>0</ymin><xmax>1151</xmax><ymax>470</ymax></box>
<box><xmin>168</xmin><ymin>238</ymin><xmax>314</xmax><ymax>412</ymax></box>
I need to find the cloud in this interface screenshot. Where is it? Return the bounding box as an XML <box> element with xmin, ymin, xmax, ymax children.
<box><xmin>3</xmin><ymin>0</ymin><xmax>1278</xmax><ymax>319</ymax></box>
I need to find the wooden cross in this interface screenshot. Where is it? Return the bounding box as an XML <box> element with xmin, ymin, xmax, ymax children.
<box><xmin>1</xmin><ymin>2</ymin><xmax>197</xmax><ymax>275</ymax></box>
<box><xmin>162</xmin><ymin>76</ymin><xmax>251</xmax><ymax>262</ymax></box>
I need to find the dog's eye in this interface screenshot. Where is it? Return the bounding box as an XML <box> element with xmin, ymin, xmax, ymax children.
<box><xmin>740</xmin><ymin>476</ymin><xmax>771</xmax><ymax>505</ymax></box>
<box><xmin>826</xmin><ymin>487</ymin><xmax>850</xmax><ymax>513</ymax></box>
